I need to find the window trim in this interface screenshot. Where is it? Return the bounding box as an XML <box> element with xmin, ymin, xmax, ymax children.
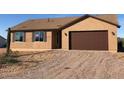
<box><xmin>13</xmin><ymin>32</ymin><xmax>25</xmax><ymax>42</ymax></box>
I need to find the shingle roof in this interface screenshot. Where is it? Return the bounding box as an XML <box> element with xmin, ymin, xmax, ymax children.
<box><xmin>10</xmin><ymin>14</ymin><xmax>120</xmax><ymax>31</ymax></box>
<box><xmin>95</xmin><ymin>14</ymin><xmax>118</xmax><ymax>25</ymax></box>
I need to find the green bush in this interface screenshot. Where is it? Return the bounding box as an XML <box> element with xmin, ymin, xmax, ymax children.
<box><xmin>122</xmin><ymin>38</ymin><xmax>124</xmax><ymax>48</ymax></box>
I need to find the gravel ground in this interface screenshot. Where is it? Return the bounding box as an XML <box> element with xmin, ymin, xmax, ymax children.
<box><xmin>0</xmin><ymin>48</ymin><xmax>6</xmax><ymax>54</ymax></box>
<box><xmin>0</xmin><ymin>50</ymin><xmax>124</xmax><ymax>79</ymax></box>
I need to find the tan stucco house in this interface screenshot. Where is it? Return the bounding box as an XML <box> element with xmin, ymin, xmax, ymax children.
<box><xmin>8</xmin><ymin>14</ymin><xmax>120</xmax><ymax>52</ymax></box>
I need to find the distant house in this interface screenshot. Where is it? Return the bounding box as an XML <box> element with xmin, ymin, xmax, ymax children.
<box><xmin>0</xmin><ymin>35</ymin><xmax>6</xmax><ymax>48</ymax></box>
<box><xmin>8</xmin><ymin>14</ymin><xmax>120</xmax><ymax>52</ymax></box>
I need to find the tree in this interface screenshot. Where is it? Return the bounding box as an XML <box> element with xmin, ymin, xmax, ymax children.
<box><xmin>6</xmin><ymin>28</ymin><xmax>11</xmax><ymax>55</ymax></box>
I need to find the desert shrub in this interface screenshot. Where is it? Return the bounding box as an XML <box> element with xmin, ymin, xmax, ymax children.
<box><xmin>118</xmin><ymin>38</ymin><xmax>124</xmax><ymax>52</ymax></box>
<box><xmin>121</xmin><ymin>38</ymin><xmax>124</xmax><ymax>48</ymax></box>
<box><xmin>0</xmin><ymin>53</ymin><xmax>19</xmax><ymax>64</ymax></box>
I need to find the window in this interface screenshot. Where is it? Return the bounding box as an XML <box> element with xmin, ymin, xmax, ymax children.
<box><xmin>14</xmin><ymin>32</ymin><xmax>25</xmax><ymax>42</ymax></box>
<box><xmin>33</xmin><ymin>31</ymin><xmax>46</xmax><ymax>42</ymax></box>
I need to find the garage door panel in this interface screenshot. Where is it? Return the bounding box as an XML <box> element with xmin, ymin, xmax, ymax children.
<box><xmin>69</xmin><ymin>31</ymin><xmax>108</xmax><ymax>50</ymax></box>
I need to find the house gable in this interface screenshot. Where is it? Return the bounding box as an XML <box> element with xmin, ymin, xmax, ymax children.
<box><xmin>60</xmin><ymin>14</ymin><xmax>120</xmax><ymax>30</ymax></box>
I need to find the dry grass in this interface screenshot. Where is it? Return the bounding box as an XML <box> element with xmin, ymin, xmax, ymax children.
<box><xmin>0</xmin><ymin>50</ymin><xmax>124</xmax><ymax>79</ymax></box>
<box><xmin>113</xmin><ymin>52</ymin><xmax>124</xmax><ymax>61</ymax></box>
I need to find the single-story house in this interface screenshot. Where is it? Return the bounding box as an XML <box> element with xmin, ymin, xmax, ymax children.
<box><xmin>0</xmin><ymin>35</ymin><xmax>6</xmax><ymax>48</ymax></box>
<box><xmin>8</xmin><ymin>14</ymin><xmax>120</xmax><ymax>52</ymax></box>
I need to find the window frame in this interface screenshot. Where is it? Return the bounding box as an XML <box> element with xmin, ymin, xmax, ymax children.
<box><xmin>33</xmin><ymin>31</ymin><xmax>46</xmax><ymax>42</ymax></box>
<box><xmin>13</xmin><ymin>32</ymin><xmax>25</xmax><ymax>42</ymax></box>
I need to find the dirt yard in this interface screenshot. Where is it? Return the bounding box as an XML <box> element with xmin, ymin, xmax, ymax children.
<box><xmin>0</xmin><ymin>48</ymin><xmax>6</xmax><ymax>54</ymax></box>
<box><xmin>0</xmin><ymin>50</ymin><xmax>124</xmax><ymax>79</ymax></box>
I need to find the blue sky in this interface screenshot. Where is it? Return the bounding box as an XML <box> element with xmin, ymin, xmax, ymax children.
<box><xmin>0</xmin><ymin>14</ymin><xmax>123</xmax><ymax>39</ymax></box>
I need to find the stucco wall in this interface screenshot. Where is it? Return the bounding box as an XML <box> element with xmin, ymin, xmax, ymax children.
<box><xmin>10</xmin><ymin>31</ymin><xmax>52</xmax><ymax>51</ymax></box>
<box><xmin>62</xmin><ymin>17</ymin><xmax>117</xmax><ymax>52</ymax></box>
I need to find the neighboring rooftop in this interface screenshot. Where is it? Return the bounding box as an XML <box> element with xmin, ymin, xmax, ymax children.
<box><xmin>10</xmin><ymin>14</ymin><xmax>120</xmax><ymax>31</ymax></box>
<box><xmin>0</xmin><ymin>35</ymin><xmax>6</xmax><ymax>40</ymax></box>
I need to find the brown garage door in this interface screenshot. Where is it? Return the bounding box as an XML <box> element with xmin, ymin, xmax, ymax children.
<box><xmin>69</xmin><ymin>31</ymin><xmax>108</xmax><ymax>50</ymax></box>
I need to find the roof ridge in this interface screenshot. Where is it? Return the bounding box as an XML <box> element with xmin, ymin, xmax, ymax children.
<box><xmin>29</xmin><ymin>16</ymin><xmax>81</xmax><ymax>21</ymax></box>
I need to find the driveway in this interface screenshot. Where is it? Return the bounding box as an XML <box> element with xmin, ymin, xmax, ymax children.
<box><xmin>1</xmin><ymin>50</ymin><xmax>124</xmax><ymax>79</ymax></box>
